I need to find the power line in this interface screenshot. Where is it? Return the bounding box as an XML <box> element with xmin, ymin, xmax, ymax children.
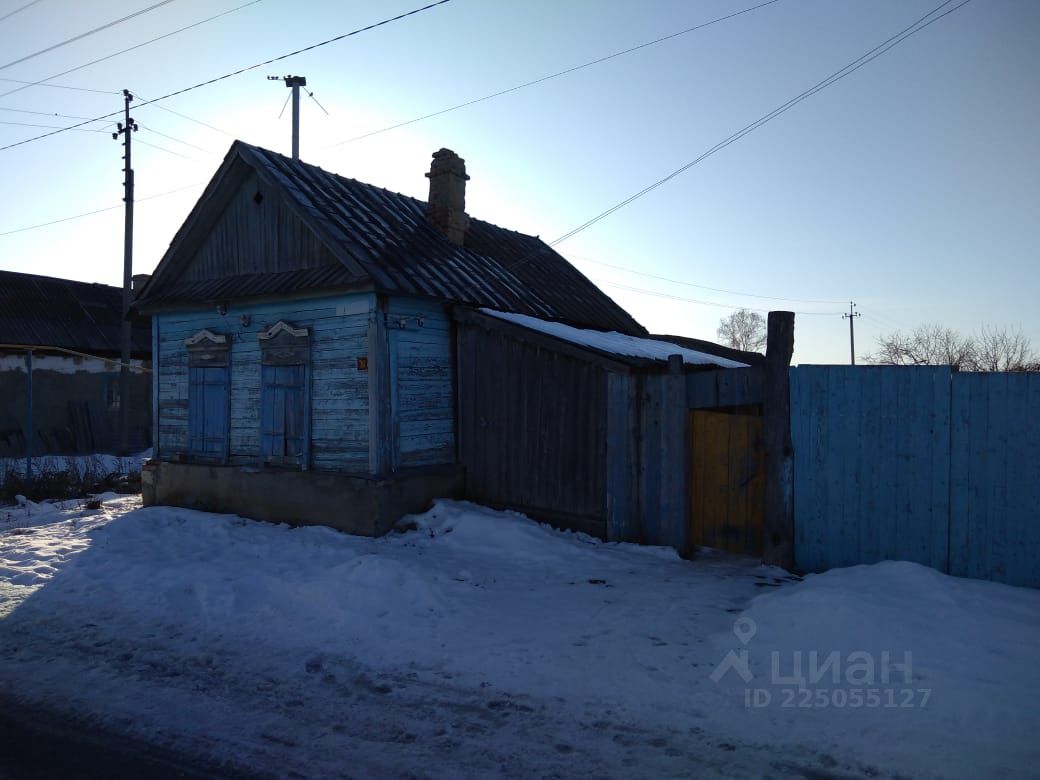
<box><xmin>568</xmin><ymin>253</ymin><xmax>846</xmax><ymax>305</ymax></box>
<box><xmin>0</xmin><ymin>0</ymin><xmax>46</xmax><ymax>24</ymax></box>
<box><xmin>861</xmin><ymin>311</ymin><xmax>909</xmax><ymax>333</ymax></box>
<box><xmin>326</xmin><ymin>0</ymin><xmax>781</xmax><ymax>147</ymax></box>
<box><xmin>0</xmin><ymin>77</ymin><xmax>117</xmax><ymax>95</ymax></box>
<box><xmin>0</xmin><ymin>119</ymin><xmax>109</xmax><ymax>133</ymax></box>
<box><xmin>0</xmin><ymin>0</ymin><xmax>264</xmax><ymax>100</ymax></box>
<box><xmin>137</xmin><ymin>122</ymin><xmax>219</xmax><ymax>155</ymax></box>
<box><xmin>132</xmin><ymin>92</ymin><xmax>235</xmax><ymax>137</ymax></box>
<box><xmin>596</xmin><ymin>279</ymin><xmax>844</xmax><ymax>316</ymax></box>
<box><xmin>0</xmin><ymin>105</ymin><xmax>112</xmax><ymax>123</ymax></box>
<box><xmin>547</xmin><ymin>0</ymin><xmax>973</xmax><ymax>249</ymax></box>
<box><xmin>0</xmin><ymin>0</ymin><xmax>179</xmax><ymax>73</ymax></box>
<box><xmin>3</xmin><ymin>106</ymin><xmax>222</xmax><ymax>155</ymax></box>
<box><xmin>0</xmin><ymin>182</ymin><xmax>205</xmax><ymax>237</ymax></box>
<box><xmin>135</xmin><ymin>136</ymin><xmax>202</xmax><ymax>160</ymax></box>
<box><xmin>0</xmin><ymin>0</ymin><xmax>453</xmax><ymax>152</ymax></box>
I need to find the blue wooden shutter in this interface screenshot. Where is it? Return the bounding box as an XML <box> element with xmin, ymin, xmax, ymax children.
<box><xmin>189</xmin><ymin>365</ymin><xmax>228</xmax><ymax>457</ymax></box>
<box><xmin>284</xmin><ymin>365</ymin><xmax>306</xmax><ymax>457</ymax></box>
<box><xmin>261</xmin><ymin>364</ymin><xmax>306</xmax><ymax>460</ymax></box>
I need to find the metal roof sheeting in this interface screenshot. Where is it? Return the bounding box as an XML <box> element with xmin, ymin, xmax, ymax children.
<box><xmin>138</xmin><ymin>142</ymin><xmax>646</xmax><ymax>335</ymax></box>
<box><xmin>0</xmin><ymin>270</ymin><xmax>151</xmax><ymax>356</ymax></box>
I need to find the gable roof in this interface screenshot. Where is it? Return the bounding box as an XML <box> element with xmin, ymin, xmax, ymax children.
<box><xmin>0</xmin><ymin>270</ymin><xmax>151</xmax><ymax>357</ymax></box>
<box><xmin>136</xmin><ymin>141</ymin><xmax>646</xmax><ymax>335</ymax></box>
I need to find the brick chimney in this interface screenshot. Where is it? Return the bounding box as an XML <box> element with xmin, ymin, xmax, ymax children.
<box><xmin>425</xmin><ymin>148</ymin><xmax>469</xmax><ymax>246</ymax></box>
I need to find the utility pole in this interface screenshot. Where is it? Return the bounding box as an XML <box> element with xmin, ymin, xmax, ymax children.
<box><xmin>112</xmin><ymin>89</ymin><xmax>138</xmax><ymax>454</ymax></box>
<box><xmin>842</xmin><ymin>301</ymin><xmax>861</xmax><ymax>365</ymax></box>
<box><xmin>268</xmin><ymin>74</ymin><xmax>307</xmax><ymax>159</ymax></box>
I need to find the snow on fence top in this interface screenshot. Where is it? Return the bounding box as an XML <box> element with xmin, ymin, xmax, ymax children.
<box><xmin>480</xmin><ymin>309</ymin><xmax>748</xmax><ymax>368</ymax></box>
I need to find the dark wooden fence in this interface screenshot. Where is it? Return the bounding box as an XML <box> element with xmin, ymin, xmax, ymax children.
<box><xmin>456</xmin><ymin>316</ymin><xmax>610</xmax><ymax>538</ymax></box>
<box><xmin>791</xmin><ymin>366</ymin><xmax>1040</xmax><ymax>588</ymax></box>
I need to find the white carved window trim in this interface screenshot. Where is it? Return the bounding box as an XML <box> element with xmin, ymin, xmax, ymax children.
<box><xmin>257</xmin><ymin>320</ymin><xmax>309</xmax><ymax>341</ymax></box>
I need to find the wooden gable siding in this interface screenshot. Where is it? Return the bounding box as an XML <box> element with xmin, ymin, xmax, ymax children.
<box><xmin>457</xmin><ymin>319</ymin><xmax>609</xmax><ymax>537</ymax></box>
<box><xmin>388</xmin><ymin>297</ymin><xmax>455</xmax><ymax>468</ymax></box>
<box><xmin>156</xmin><ymin>293</ymin><xmax>372</xmax><ymax>471</ymax></box>
<box><xmin>178</xmin><ymin>171</ymin><xmax>341</xmax><ymax>284</ymax></box>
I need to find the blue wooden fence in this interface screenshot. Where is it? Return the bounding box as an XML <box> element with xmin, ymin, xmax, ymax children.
<box><xmin>791</xmin><ymin>366</ymin><xmax>1040</xmax><ymax>588</ymax></box>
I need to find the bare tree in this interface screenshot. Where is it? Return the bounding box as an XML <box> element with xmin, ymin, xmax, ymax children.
<box><xmin>973</xmin><ymin>325</ymin><xmax>1037</xmax><ymax>372</ymax></box>
<box><xmin>862</xmin><ymin>324</ymin><xmax>975</xmax><ymax>368</ymax></box>
<box><xmin>863</xmin><ymin>323</ymin><xmax>1038</xmax><ymax>371</ymax></box>
<box><xmin>717</xmin><ymin>308</ymin><xmax>767</xmax><ymax>352</ymax></box>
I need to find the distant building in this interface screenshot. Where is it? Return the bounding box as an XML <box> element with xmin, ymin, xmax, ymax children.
<box><xmin>0</xmin><ymin>270</ymin><xmax>151</xmax><ymax>457</ymax></box>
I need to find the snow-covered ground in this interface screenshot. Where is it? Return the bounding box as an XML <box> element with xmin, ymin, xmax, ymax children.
<box><xmin>0</xmin><ymin>497</ymin><xmax>1037</xmax><ymax>778</ymax></box>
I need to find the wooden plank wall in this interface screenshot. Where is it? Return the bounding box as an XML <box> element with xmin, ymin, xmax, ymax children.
<box><xmin>388</xmin><ymin>297</ymin><xmax>455</xmax><ymax>468</ymax></box>
<box><xmin>605</xmin><ymin>373</ymin><xmax>639</xmax><ymax>542</ymax></box>
<box><xmin>791</xmin><ymin>366</ymin><xmax>953</xmax><ymax>573</ymax></box>
<box><xmin>179</xmin><ymin>171</ymin><xmax>342</xmax><ymax>282</ymax></box>
<box><xmin>687</xmin><ymin>367</ymin><xmax>763</xmax><ymax>409</ymax></box>
<box><xmin>457</xmin><ymin>322</ymin><xmax>608</xmax><ymax>537</ymax></box>
<box><xmin>640</xmin><ymin>365</ymin><xmax>688</xmax><ymax>549</ymax></box>
<box><xmin>791</xmin><ymin>366</ymin><xmax>1040</xmax><ymax>589</ymax></box>
<box><xmin>950</xmin><ymin>372</ymin><xmax>1040</xmax><ymax>588</ymax></box>
<box><xmin>156</xmin><ymin>293</ymin><xmax>372</xmax><ymax>471</ymax></box>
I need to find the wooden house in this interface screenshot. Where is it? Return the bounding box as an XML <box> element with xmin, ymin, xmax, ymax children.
<box><xmin>135</xmin><ymin>141</ymin><xmax>759</xmax><ymax>548</ymax></box>
<box><xmin>0</xmin><ymin>270</ymin><xmax>151</xmax><ymax>458</ymax></box>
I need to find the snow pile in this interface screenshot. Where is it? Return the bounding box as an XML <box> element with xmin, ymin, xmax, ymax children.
<box><xmin>0</xmin><ymin>450</ymin><xmax>151</xmax><ymax>485</ymax></box>
<box><xmin>0</xmin><ymin>497</ymin><xmax>1037</xmax><ymax>777</ymax></box>
<box><xmin>710</xmin><ymin>560</ymin><xmax>1040</xmax><ymax>777</ymax></box>
<box><xmin>480</xmin><ymin>308</ymin><xmax>748</xmax><ymax>367</ymax></box>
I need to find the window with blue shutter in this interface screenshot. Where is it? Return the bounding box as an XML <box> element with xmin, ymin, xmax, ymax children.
<box><xmin>261</xmin><ymin>364</ymin><xmax>306</xmax><ymax>458</ymax></box>
<box><xmin>185</xmin><ymin>329</ymin><xmax>229</xmax><ymax>460</ymax></box>
<box><xmin>258</xmin><ymin>321</ymin><xmax>310</xmax><ymax>468</ymax></box>
<box><xmin>189</xmin><ymin>365</ymin><xmax>229</xmax><ymax>456</ymax></box>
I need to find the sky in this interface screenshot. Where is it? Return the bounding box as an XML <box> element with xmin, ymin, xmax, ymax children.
<box><xmin>0</xmin><ymin>0</ymin><xmax>1037</xmax><ymax>365</ymax></box>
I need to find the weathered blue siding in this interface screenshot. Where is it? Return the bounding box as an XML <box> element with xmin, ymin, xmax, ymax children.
<box><xmin>949</xmin><ymin>372</ymin><xmax>1040</xmax><ymax>588</ymax></box>
<box><xmin>156</xmin><ymin>293</ymin><xmax>372</xmax><ymax>471</ymax></box>
<box><xmin>792</xmin><ymin>366</ymin><xmax>953</xmax><ymax>573</ymax></box>
<box><xmin>791</xmin><ymin>365</ymin><xmax>1040</xmax><ymax>588</ymax></box>
<box><xmin>388</xmin><ymin>297</ymin><xmax>455</xmax><ymax>468</ymax></box>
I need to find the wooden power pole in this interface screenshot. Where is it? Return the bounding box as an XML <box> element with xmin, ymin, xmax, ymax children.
<box><xmin>112</xmin><ymin>89</ymin><xmax>138</xmax><ymax>454</ymax></box>
<box><xmin>842</xmin><ymin>301</ymin><xmax>861</xmax><ymax>365</ymax></box>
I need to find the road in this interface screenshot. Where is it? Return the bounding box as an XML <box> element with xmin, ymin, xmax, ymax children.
<box><xmin>0</xmin><ymin>695</ymin><xmax>254</xmax><ymax>780</ymax></box>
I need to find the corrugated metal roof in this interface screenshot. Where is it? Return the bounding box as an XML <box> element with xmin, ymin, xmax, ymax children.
<box><xmin>0</xmin><ymin>270</ymin><xmax>151</xmax><ymax>357</ymax></box>
<box><xmin>138</xmin><ymin>142</ymin><xmax>646</xmax><ymax>335</ymax></box>
<box><xmin>140</xmin><ymin>265</ymin><xmax>363</xmax><ymax>305</ymax></box>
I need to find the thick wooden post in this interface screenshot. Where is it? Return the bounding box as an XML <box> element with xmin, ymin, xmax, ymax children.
<box><xmin>763</xmin><ymin>311</ymin><xmax>795</xmax><ymax>568</ymax></box>
<box><xmin>24</xmin><ymin>349</ymin><xmax>33</xmax><ymax>483</ymax></box>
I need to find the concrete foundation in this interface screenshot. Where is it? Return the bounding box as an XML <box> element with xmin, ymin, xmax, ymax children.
<box><xmin>142</xmin><ymin>460</ymin><xmax>464</xmax><ymax>536</ymax></box>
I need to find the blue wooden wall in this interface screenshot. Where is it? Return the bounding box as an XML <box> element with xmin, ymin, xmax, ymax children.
<box><xmin>791</xmin><ymin>366</ymin><xmax>1039</xmax><ymax>588</ymax></box>
<box><xmin>387</xmin><ymin>297</ymin><xmax>455</xmax><ymax>468</ymax></box>
<box><xmin>155</xmin><ymin>293</ymin><xmax>371</xmax><ymax>471</ymax></box>
<box><xmin>949</xmin><ymin>372</ymin><xmax>1040</xmax><ymax>587</ymax></box>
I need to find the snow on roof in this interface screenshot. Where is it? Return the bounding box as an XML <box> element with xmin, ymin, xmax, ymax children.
<box><xmin>480</xmin><ymin>309</ymin><xmax>748</xmax><ymax>368</ymax></box>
